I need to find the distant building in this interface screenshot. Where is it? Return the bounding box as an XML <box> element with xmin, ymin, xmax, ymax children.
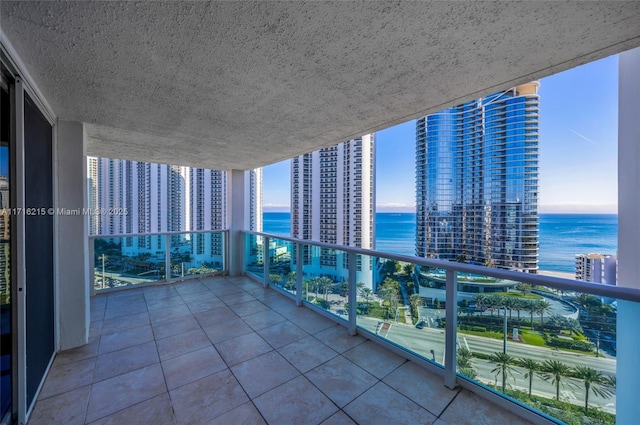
<box><xmin>0</xmin><ymin>176</ymin><xmax>9</xmax><ymax>299</ymax></box>
<box><xmin>415</xmin><ymin>82</ymin><xmax>540</xmax><ymax>273</ymax></box>
<box><xmin>291</xmin><ymin>135</ymin><xmax>376</xmax><ymax>288</ymax></box>
<box><xmin>575</xmin><ymin>253</ymin><xmax>617</xmax><ymax>285</ymax></box>
<box><xmin>88</xmin><ymin>157</ymin><xmax>262</xmax><ymax>268</ymax></box>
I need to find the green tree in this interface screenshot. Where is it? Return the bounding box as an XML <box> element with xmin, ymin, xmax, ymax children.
<box><xmin>573</xmin><ymin>366</ymin><xmax>614</xmax><ymax>413</ymax></box>
<box><xmin>403</xmin><ymin>263</ymin><xmax>415</xmax><ymax>276</ymax></box>
<box><xmin>359</xmin><ymin>287</ymin><xmax>373</xmax><ymax>312</ymax></box>
<box><xmin>542</xmin><ymin>360</ymin><xmax>574</xmax><ymax>401</ymax></box>
<box><xmin>269</xmin><ymin>273</ymin><xmax>283</xmax><ymax>287</ymax></box>
<box><xmin>410</xmin><ymin>294</ymin><xmax>422</xmax><ymax>320</ymax></box>
<box><xmin>517</xmin><ymin>358</ymin><xmax>541</xmax><ymax>396</ymax></box>
<box><xmin>285</xmin><ymin>271</ymin><xmax>296</xmax><ymax>290</ymax></box>
<box><xmin>523</xmin><ymin>299</ymin><xmax>537</xmax><ymax>329</ymax></box>
<box><xmin>473</xmin><ymin>293</ymin><xmax>488</xmax><ymax>311</ymax></box>
<box><xmin>516</xmin><ymin>283</ymin><xmax>532</xmax><ymax>296</ymax></box>
<box><xmin>573</xmin><ymin>293</ymin><xmax>601</xmax><ymax>310</ymax></box>
<box><xmin>316</xmin><ymin>277</ymin><xmax>334</xmax><ymax>301</ymax></box>
<box><xmin>535</xmin><ymin>300</ymin><xmax>552</xmax><ymax>328</ymax></box>
<box><xmin>457</xmin><ymin>347</ymin><xmax>477</xmax><ymax>379</ymax></box>
<box><xmin>489</xmin><ymin>352</ymin><xmax>517</xmax><ymax>392</ymax></box>
<box><xmin>379</xmin><ymin>279</ymin><xmax>400</xmax><ymax>318</ymax></box>
<box><xmin>511</xmin><ymin>298</ymin><xmax>525</xmax><ymax>321</ymax></box>
<box><xmin>381</xmin><ymin>259</ymin><xmax>400</xmax><ymax>278</ymax></box>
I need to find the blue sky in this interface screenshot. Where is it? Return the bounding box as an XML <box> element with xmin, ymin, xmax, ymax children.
<box><xmin>263</xmin><ymin>54</ymin><xmax>618</xmax><ymax>214</ymax></box>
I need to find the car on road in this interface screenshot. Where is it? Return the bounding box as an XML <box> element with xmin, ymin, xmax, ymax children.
<box><xmin>415</xmin><ymin>319</ymin><xmax>427</xmax><ymax>329</ymax></box>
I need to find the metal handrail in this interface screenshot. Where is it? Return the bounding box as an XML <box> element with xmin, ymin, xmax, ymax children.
<box><xmin>89</xmin><ymin>228</ymin><xmax>228</xmax><ymax>239</ymax></box>
<box><xmin>244</xmin><ymin>230</ymin><xmax>640</xmax><ymax>303</ymax></box>
<box><xmin>243</xmin><ymin>229</ymin><xmax>629</xmax><ymax>424</ymax></box>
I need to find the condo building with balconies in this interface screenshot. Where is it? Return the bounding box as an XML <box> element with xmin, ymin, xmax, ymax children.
<box><xmin>291</xmin><ymin>135</ymin><xmax>376</xmax><ymax>288</ymax></box>
<box><xmin>416</xmin><ymin>83</ymin><xmax>540</xmax><ymax>273</ymax></box>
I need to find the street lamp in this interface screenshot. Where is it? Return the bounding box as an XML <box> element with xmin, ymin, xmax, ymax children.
<box><xmin>503</xmin><ymin>306</ymin><xmax>508</xmax><ymax>354</ymax></box>
<box><xmin>99</xmin><ymin>254</ymin><xmax>107</xmax><ymax>289</ymax></box>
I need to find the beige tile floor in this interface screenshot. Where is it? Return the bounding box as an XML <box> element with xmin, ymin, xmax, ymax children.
<box><xmin>28</xmin><ymin>276</ymin><xmax>533</xmax><ymax>425</ymax></box>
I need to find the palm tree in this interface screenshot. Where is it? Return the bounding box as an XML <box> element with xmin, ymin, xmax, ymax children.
<box><xmin>473</xmin><ymin>293</ymin><xmax>488</xmax><ymax>313</ymax></box>
<box><xmin>269</xmin><ymin>273</ymin><xmax>283</xmax><ymax>287</ymax></box>
<box><xmin>457</xmin><ymin>347</ymin><xmax>477</xmax><ymax>380</ymax></box>
<box><xmin>359</xmin><ymin>287</ymin><xmax>373</xmax><ymax>312</ymax></box>
<box><xmin>573</xmin><ymin>293</ymin><xmax>600</xmax><ymax>310</ymax></box>
<box><xmin>536</xmin><ymin>300</ymin><xmax>552</xmax><ymax>329</ymax></box>
<box><xmin>517</xmin><ymin>358</ymin><xmax>541</xmax><ymax>396</ymax></box>
<box><xmin>489</xmin><ymin>352</ymin><xmax>517</xmax><ymax>392</ymax></box>
<box><xmin>502</xmin><ymin>296</ymin><xmax>515</xmax><ymax>320</ymax></box>
<box><xmin>542</xmin><ymin>360</ymin><xmax>574</xmax><ymax>400</ymax></box>
<box><xmin>409</xmin><ymin>294</ymin><xmax>422</xmax><ymax>321</ymax></box>
<box><xmin>316</xmin><ymin>277</ymin><xmax>334</xmax><ymax>301</ymax></box>
<box><xmin>573</xmin><ymin>366</ymin><xmax>614</xmax><ymax>412</ymax></box>
<box><xmin>285</xmin><ymin>272</ymin><xmax>296</xmax><ymax>289</ymax></box>
<box><xmin>512</xmin><ymin>298</ymin><xmax>525</xmax><ymax>321</ymax></box>
<box><xmin>523</xmin><ymin>299</ymin><xmax>537</xmax><ymax>329</ymax></box>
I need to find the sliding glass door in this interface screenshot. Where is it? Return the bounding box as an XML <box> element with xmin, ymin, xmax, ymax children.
<box><xmin>23</xmin><ymin>92</ymin><xmax>54</xmax><ymax>409</ymax></box>
<box><xmin>0</xmin><ymin>64</ymin><xmax>13</xmax><ymax>425</ymax></box>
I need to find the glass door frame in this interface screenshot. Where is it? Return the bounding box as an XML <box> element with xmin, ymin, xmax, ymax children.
<box><xmin>1</xmin><ymin>45</ymin><xmax>57</xmax><ymax>425</ymax></box>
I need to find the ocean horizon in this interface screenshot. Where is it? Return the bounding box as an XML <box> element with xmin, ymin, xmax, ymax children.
<box><xmin>263</xmin><ymin>212</ymin><xmax>617</xmax><ymax>274</ymax></box>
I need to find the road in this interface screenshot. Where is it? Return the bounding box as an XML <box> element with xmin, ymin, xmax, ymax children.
<box><xmin>357</xmin><ymin>315</ymin><xmax>616</xmax><ymax>413</ymax></box>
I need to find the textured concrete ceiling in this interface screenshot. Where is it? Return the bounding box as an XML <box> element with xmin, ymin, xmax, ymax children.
<box><xmin>2</xmin><ymin>1</ymin><xmax>640</xmax><ymax>170</ymax></box>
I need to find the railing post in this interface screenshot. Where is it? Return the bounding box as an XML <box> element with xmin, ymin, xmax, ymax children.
<box><xmin>347</xmin><ymin>252</ymin><xmax>357</xmax><ymax>336</ymax></box>
<box><xmin>444</xmin><ymin>269</ymin><xmax>458</xmax><ymax>389</ymax></box>
<box><xmin>165</xmin><ymin>234</ymin><xmax>171</xmax><ymax>282</ymax></box>
<box><xmin>263</xmin><ymin>236</ymin><xmax>269</xmax><ymax>288</ymax></box>
<box><xmin>223</xmin><ymin>230</ymin><xmax>229</xmax><ymax>274</ymax></box>
<box><xmin>88</xmin><ymin>238</ymin><xmax>95</xmax><ymax>296</ymax></box>
<box><xmin>295</xmin><ymin>242</ymin><xmax>303</xmax><ymax>306</ymax></box>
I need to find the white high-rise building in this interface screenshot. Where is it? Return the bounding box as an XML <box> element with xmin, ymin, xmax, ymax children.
<box><xmin>575</xmin><ymin>253</ymin><xmax>617</xmax><ymax>285</ymax></box>
<box><xmin>291</xmin><ymin>135</ymin><xmax>375</xmax><ymax>288</ymax></box>
<box><xmin>87</xmin><ymin>157</ymin><xmax>263</xmax><ymax>268</ymax></box>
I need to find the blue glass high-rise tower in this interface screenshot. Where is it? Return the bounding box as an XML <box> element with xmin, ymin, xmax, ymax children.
<box><xmin>415</xmin><ymin>82</ymin><xmax>539</xmax><ymax>273</ymax></box>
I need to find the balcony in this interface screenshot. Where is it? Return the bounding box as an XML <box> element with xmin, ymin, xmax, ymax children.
<box><xmin>28</xmin><ymin>275</ymin><xmax>531</xmax><ymax>425</ymax></box>
<box><xmin>38</xmin><ymin>230</ymin><xmax>635</xmax><ymax>425</ymax></box>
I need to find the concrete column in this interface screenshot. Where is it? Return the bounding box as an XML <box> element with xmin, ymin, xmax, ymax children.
<box><xmin>55</xmin><ymin>121</ymin><xmax>89</xmax><ymax>350</ymax></box>
<box><xmin>617</xmin><ymin>47</ymin><xmax>640</xmax><ymax>425</ymax></box>
<box><xmin>228</xmin><ymin>169</ymin><xmax>249</xmax><ymax>276</ymax></box>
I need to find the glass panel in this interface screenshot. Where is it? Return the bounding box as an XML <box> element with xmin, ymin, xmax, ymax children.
<box><xmin>357</xmin><ymin>258</ymin><xmax>446</xmax><ymax>367</ymax></box>
<box><xmin>93</xmin><ymin>235</ymin><xmax>165</xmax><ymax>291</ymax></box>
<box><xmin>267</xmin><ymin>237</ymin><xmax>293</xmax><ymax>294</ymax></box>
<box><xmin>0</xmin><ymin>70</ymin><xmax>11</xmax><ymax>420</ymax></box>
<box><xmin>169</xmin><ymin>232</ymin><xmax>224</xmax><ymax>279</ymax></box>
<box><xmin>298</xmin><ymin>243</ymin><xmax>348</xmax><ymax>322</ymax></box>
<box><xmin>455</xmin><ymin>274</ymin><xmax>617</xmax><ymax>425</ymax></box>
<box><xmin>244</xmin><ymin>233</ymin><xmax>263</xmax><ymax>280</ymax></box>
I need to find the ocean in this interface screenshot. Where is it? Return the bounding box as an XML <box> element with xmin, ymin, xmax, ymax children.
<box><xmin>263</xmin><ymin>212</ymin><xmax>618</xmax><ymax>274</ymax></box>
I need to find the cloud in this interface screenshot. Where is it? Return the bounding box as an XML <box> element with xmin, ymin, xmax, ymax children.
<box><xmin>568</xmin><ymin>128</ymin><xmax>595</xmax><ymax>145</ymax></box>
<box><xmin>376</xmin><ymin>203</ymin><xmax>416</xmax><ymax>212</ymax></box>
<box><xmin>263</xmin><ymin>204</ymin><xmax>290</xmax><ymax>212</ymax></box>
<box><xmin>538</xmin><ymin>203</ymin><xmax>617</xmax><ymax>214</ymax></box>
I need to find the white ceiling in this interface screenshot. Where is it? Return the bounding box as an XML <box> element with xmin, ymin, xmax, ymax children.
<box><xmin>2</xmin><ymin>1</ymin><xmax>639</xmax><ymax>170</ymax></box>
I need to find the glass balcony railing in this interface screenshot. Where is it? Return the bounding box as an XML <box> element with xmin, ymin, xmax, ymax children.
<box><xmin>90</xmin><ymin>230</ymin><xmax>226</xmax><ymax>293</ymax></box>
<box><xmin>242</xmin><ymin>230</ymin><xmax>640</xmax><ymax>425</ymax></box>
